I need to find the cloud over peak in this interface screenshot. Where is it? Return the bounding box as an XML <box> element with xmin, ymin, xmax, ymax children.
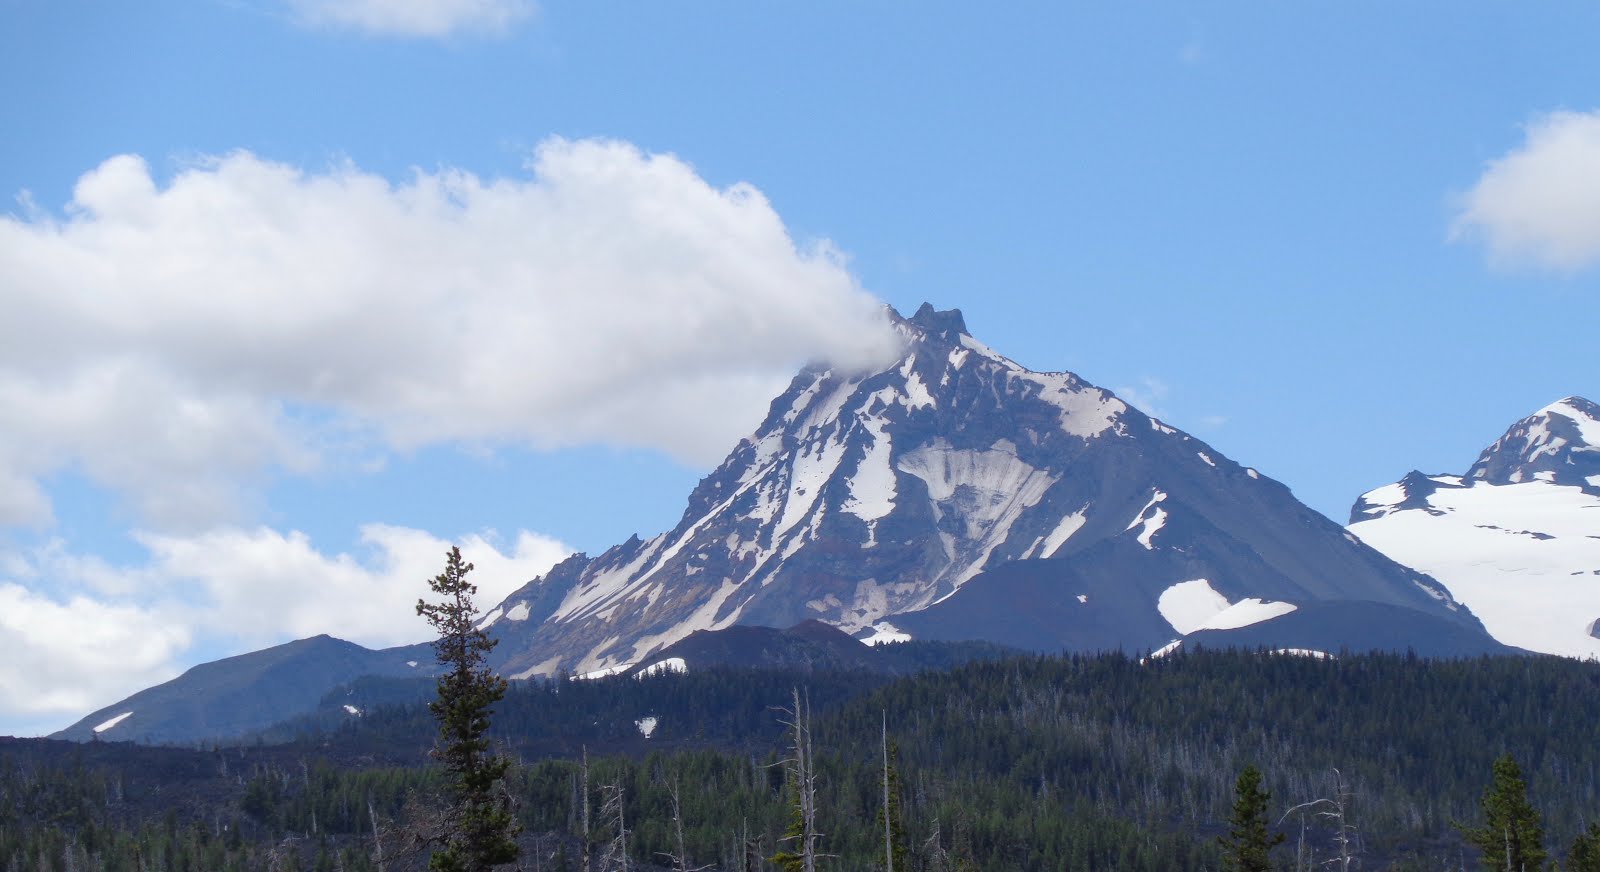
<box><xmin>0</xmin><ymin>137</ymin><xmax>901</xmax><ymax>530</ymax></box>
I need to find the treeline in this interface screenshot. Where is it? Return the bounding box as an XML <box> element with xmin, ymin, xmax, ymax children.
<box><xmin>6</xmin><ymin>648</ymin><xmax>1600</xmax><ymax>870</ymax></box>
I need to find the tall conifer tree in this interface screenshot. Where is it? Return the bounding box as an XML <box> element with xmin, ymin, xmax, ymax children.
<box><xmin>1458</xmin><ymin>754</ymin><xmax>1546</xmax><ymax>872</ymax></box>
<box><xmin>1219</xmin><ymin>764</ymin><xmax>1284</xmax><ymax>872</ymax></box>
<box><xmin>416</xmin><ymin>546</ymin><xmax>520</xmax><ymax>872</ymax></box>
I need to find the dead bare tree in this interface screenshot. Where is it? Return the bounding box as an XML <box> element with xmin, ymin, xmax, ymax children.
<box><xmin>772</xmin><ymin>687</ymin><xmax>825</xmax><ymax>872</ymax></box>
<box><xmin>655</xmin><ymin>777</ymin><xmax>712</xmax><ymax>872</ymax></box>
<box><xmin>581</xmin><ymin>747</ymin><xmax>593</xmax><ymax>872</ymax></box>
<box><xmin>368</xmin><ymin>796</ymin><xmax>388</xmax><ymax>872</ymax></box>
<box><xmin>598</xmin><ymin>780</ymin><xmax>630</xmax><ymax>872</ymax></box>
<box><xmin>1280</xmin><ymin>768</ymin><xmax>1360</xmax><ymax>871</ymax></box>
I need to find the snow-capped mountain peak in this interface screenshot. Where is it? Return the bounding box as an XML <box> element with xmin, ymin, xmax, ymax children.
<box><xmin>1466</xmin><ymin>395</ymin><xmax>1600</xmax><ymax>493</ymax></box>
<box><xmin>468</xmin><ymin>304</ymin><xmax>1481</xmax><ymax>678</ymax></box>
<box><xmin>1349</xmin><ymin>396</ymin><xmax>1600</xmax><ymax>659</ymax></box>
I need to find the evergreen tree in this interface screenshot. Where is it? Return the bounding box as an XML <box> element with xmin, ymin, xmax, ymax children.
<box><xmin>1219</xmin><ymin>764</ymin><xmax>1284</xmax><ymax>872</ymax></box>
<box><xmin>1568</xmin><ymin>823</ymin><xmax>1600</xmax><ymax>872</ymax></box>
<box><xmin>875</xmin><ymin>713</ymin><xmax>907</xmax><ymax>872</ymax></box>
<box><xmin>415</xmin><ymin>546</ymin><xmax>520</xmax><ymax>872</ymax></box>
<box><xmin>1458</xmin><ymin>754</ymin><xmax>1546</xmax><ymax>872</ymax></box>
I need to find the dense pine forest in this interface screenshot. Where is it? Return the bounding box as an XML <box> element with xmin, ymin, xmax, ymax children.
<box><xmin>6</xmin><ymin>648</ymin><xmax>1600</xmax><ymax>871</ymax></box>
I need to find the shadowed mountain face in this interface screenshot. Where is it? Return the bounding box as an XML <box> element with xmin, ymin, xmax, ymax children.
<box><xmin>53</xmin><ymin>636</ymin><xmax>427</xmax><ymax>744</ymax></box>
<box><xmin>476</xmin><ymin>304</ymin><xmax>1487</xmax><ymax>677</ymax></box>
<box><xmin>59</xmin><ymin>304</ymin><xmax>1504</xmax><ymax>745</ymax></box>
<box><xmin>1350</xmin><ymin>397</ymin><xmax>1600</xmax><ymax>660</ymax></box>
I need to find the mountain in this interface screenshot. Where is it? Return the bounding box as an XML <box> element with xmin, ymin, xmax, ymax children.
<box><xmin>60</xmin><ymin>304</ymin><xmax>1508</xmax><ymax>744</ymax></box>
<box><xmin>474</xmin><ymin>303</ymin><xmax>1494</xmax><ymax>676</ymax></box>
<box><xmin>53</xmin><ymin>635</ymin><xmax>428</xmax><ymax>744</ymax></box>
<box><xmin>1349</xmin><ymin>397</ymin><xmax>1600</xmax><ymax>659</ymax></box>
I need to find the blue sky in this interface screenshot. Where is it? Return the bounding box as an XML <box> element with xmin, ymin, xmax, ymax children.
<box><xmin>2</xmin><ymin>1</ymin><xmax>1599</xmax><ymax>735</ymax></box>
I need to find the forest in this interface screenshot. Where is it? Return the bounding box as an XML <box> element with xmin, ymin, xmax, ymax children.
<box><xmin>5</xmin><ymin>648</ymin><xmax>1600</xmax><ymax>871</ymax></box>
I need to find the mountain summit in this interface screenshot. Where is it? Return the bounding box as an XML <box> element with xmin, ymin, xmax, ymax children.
<box><xmin>1465</xmin><ymin>397</ymin><xmax>1600</xmax><ymax>493</ymax></box>
<box><xmin>476</xmin><ymin>304</ymin><xmax>1488</xmax><ymax>678</ymax></box>
<box><xmin>1350</xmin><ymin>397</ymin><xmax>1600</xmax><ymax>659</ymax></box>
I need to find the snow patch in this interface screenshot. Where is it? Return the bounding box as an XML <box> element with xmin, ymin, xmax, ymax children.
<box><xmin>635</xmin><ymin>716</ymin><xmax>658</xmax><ymax>739</ymax></box>
<box><xmin>343</xmin><ymin>705</ymin><xmax>362</xmax><ymax>717</ymax></box>
<box><xmin>843</xmin><ymin>414</ymin><xmax>897</xmax><ymax>522</ymax></box>
<box><xmin>1145</xmin><ymin>640</ymin><xmax>1183</xmax><ymax>661</ymax></box>
<box><xmin>1272</xmin><ymin>649</ymin><xmax>1332</xmax><ymax>659</ymax></box>
<box><xmin>1195</xmin><ymin>599</ymin><xmax>1298</xmax><ymax>631</ymax></box>
<box><xmin>902</xmin><ymin>369</ymin><xmax>936</xmax><ymax>411</ymax></box>
<box><xmin>1351</xmin><ymin>479</ymin><xmax>1600</xmax><ymax>659</ymax></box>
<box><xmin>1197</xmin><ymin>452</ymin><xmax>1216</xmax><ymax>467</ymax></box>
<box><xmin>775</xmin><ymin>431</ymin><xmax>849</xmax><ymax>540</ymax></box>
<box><xmin>640</xmin><ymin>657</ymin><xmax>687</xmax><ymax>676</ymax></box>
<box><xmin>505</xmin><ymin>601</ymin><xmax>531</xmax><ymax>621</ymax></box>
<box><xmin>1125</xmin><ymin>491</ymin><xmax>1169</xmax><ymax>550</ymax></box>
<box><xmin>1157</xmin><ymin>579</ymin><xmax>1231</xmax><ymax>635</ymax></box>
<box><xmin>1360</xmin><ymin>482</ymin><xmax>1407</xmax><ymax>510</ymax></box>
<box><xmin>1017</xmin><ymin>373</ymin><xmax>1126</xmax><ymax>438</ymax></box>
<box><xmin>93</xmin><ymin>711</ymin><xmax>133</xmax><ymax>734</ymax></box>
<box><xmin>406</xmin><ymin>660</ymin><xmax>418</xmax><ymax>668</ymax></box>
<box><xmin>1076</xmin><ymin>594</ymin><xmax>1088</xmax><ymax>604</ymax></box>
<box><xmin>476</xmin><ymin>606</ymin><xmax>503</xmax><ymax>630</ymax></box>
<box><xmin>862</xmin><ymin>621</ymin><xmax>912</xmax><ymax>646</ymax></box>
<box><xmin>1035</xmin><ymin>510</ymin><xmax>1087</xmax><ymax>558</ymax></box>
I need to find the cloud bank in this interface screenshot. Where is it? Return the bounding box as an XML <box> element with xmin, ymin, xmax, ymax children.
<box><xmin>1454</xmin><ymin>110</ymin><xmax>1600</xmax><ymax>272</ymax></box>
<box><xmin>0</xmin><ymin>525</ymin><xmax>568</xmax><ymax>733</ymax></box>
<box><xmin>0</xmin><ymin>137</ymin><xmax>900</xmax><ymax>530</ymax></box>
<box><xmin>286</xmin><ymin>0</ymin><xmax>536</xmax><ymax>38</ymax></box>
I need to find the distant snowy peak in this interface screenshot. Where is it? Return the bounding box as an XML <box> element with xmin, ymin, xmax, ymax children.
<box><xmin>1467</xmin><ymin>396</ymin><xmax>1600</xmax><ymax>493</ymax></box>
<box><xmin>1348</xmin><ymin>396</ymin><xmax>1600</xmax><ymax>660</ymax></box>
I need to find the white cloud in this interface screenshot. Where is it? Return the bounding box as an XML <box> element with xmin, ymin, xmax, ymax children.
<box><xmin>0</xmin><ymin>582</ymin><xmax>191</xmax><ymax>733</ymax></box>
<box><xmin>0</xmin><ymin>524</ymin><xmax>568</xmax><ymax>734</ymax></box>
<box><xmin>1453</xmin><ymin>110</ymin><xmax>1600</xmax><ymax>272</ymax></box>
<box><xmin>286</xmin><ymin>0</ymin><xmax>536</xmax><ymax>38</ymax></box>
<box><xmin>0</xmin><ymin>138</ymin><xmax>901</xmax><ymax>529</ymax></box>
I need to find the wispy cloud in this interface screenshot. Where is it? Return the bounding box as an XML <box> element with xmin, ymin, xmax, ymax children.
<box><xmin>1453</xmin><ymin>109</ymin><xmax>1600</xmax><ymax>272</ymax></box>
<box><xmin>1114</xmin><ymin>377</ymin><xmax>1171</xmax><ymax>420</ymax></box>
<box><xmin>285</xmin><ymin>0</ymin><xmax>536</xmax><ymax>38</ymax></box>
<box><xmin>0</xmin><ymin>138</ymin><xmax>900</xmax><ymax>530</ymax></box>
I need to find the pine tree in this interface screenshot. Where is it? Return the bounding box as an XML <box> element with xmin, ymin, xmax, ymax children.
<box><xmin>416</xmin><ymin>546</ymin><xmax>520</xmax><ymax>872</ymax></box>
<box><xmin>1219</xmin><ymin>764</ymin><xmax>1285</xmax><ymax>872</ymax></box>
<box><xmin>875</xmin><ymin>713</ymin><xmax>906</xmax><ymax>872</ymax></box>
<box><xmin>1567</xmin><ymin>823</ymin><xmax>1600</xmax><ymax>872</ymax></box>
<box><xmin>1458</xmin><ymin>754</ymin><xmax>1546</xmax><ymax>872</ymax></box>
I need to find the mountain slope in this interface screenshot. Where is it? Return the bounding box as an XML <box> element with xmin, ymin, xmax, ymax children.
<box><xmin>479</xmin><ymin>304</ymin><xmax>1488</xmax><ymax>676</ymax></box>
<box><xmin>53</xmin><ymin>635</ymin><xmax>428</xmax><ymax>744</ymax></box>
<box><xmin>1349</xmin><ymin>397</ymin><xmax>1600</xmax><ymax>659</ymax></box>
